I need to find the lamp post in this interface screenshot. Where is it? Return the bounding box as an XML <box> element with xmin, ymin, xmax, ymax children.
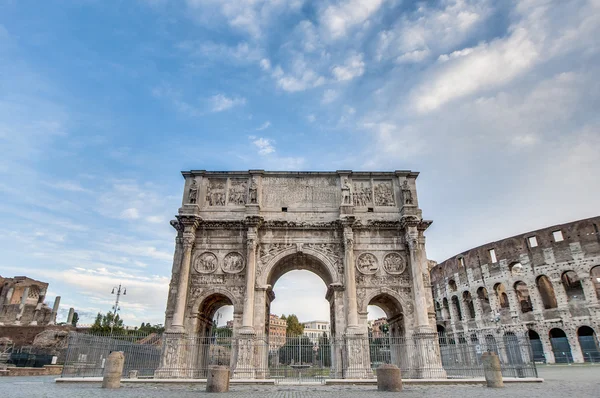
<box><xmin>110</xmin><ymin>284</ymin><xmax>126</xmax><ymax>335</ymax></box>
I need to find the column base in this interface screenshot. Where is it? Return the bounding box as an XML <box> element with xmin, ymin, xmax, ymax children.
<box><xmin>409</xmin><ymin>332</ymin><xmax>447</xmax><ymax>379</ymax></box>
<box><xmin>343</xmin><ymin>332</ymin><xmax>373</xmax><ymax>379</ymax></box>
<box><xmin>233</xmin><ymin>330</ymin><xmax>257</xmax><ymax>379</ymax></box>
<box><xmin>155</xmin><ymin>332</ymin><xmax>198</xmax><ymax>379</ymax></box>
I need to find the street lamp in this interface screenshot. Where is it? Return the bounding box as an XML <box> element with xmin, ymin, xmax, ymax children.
<box><xmin>110</xmin><ymin>284</ymin><xmax>126</xmax><ymax>335</ymax></box>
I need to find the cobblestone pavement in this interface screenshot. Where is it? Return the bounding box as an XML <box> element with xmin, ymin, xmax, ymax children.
<box><xmin>0</xmin><ymin>365</ymin><xmax>598</xmax><ymax>397</ymax></box>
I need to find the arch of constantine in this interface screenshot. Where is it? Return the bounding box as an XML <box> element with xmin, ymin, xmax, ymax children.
<box><xmin>157</xmin><ymin>170</ymin><xmax>444</xmax><ymax>379</ymax></box>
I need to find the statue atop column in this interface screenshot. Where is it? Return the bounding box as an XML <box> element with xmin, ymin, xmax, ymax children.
<box><xmin>341</xmin><ymin>178</ymin><xmax>352</xmax><ymax>205</ymax></box>
<box><xmin>248</xmin><ymin>177</ymin><xmax>258</xmax><ymax>204</ymax></box>
<box><xmin>188</xmin><ymin>179</ymin><xmax>198</xmax><ymax>204</ymax></box>
<box><xmin>401</xmin><ymin>180</ymin><xmax>413</xmax><ymax>205</ymax></box>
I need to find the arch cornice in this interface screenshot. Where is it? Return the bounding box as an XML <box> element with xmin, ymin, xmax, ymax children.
<box><xmin>189</xmin><ymin>287</ymin><xmax>241</xmax><ymax>316</ymax></box>
<box><xmin>257</xmin><ymin>246</ymin><xmax>341</xmax><ymax>287</ymax></box>
<box><xmin>359</xmin><ymin>286</ymin><xmax>413</xmax><ymax>316</ymax></box>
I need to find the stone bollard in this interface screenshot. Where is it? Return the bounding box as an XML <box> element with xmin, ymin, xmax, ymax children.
<box><xmin>482</xmin><ymin>352</ymin><xmax>504</xmax><ymax>388</ymax></box>
<box><xmin>128</xmin><ymin>370</ymin><xmax>138</xmax><ymax>379</ymax></box>
<box><xmin>377</xmin><ymin>364</ymin><xmax>403</xmax><ymax>392</ymax></box>
<box><xmin>102</xmin><ymin>351</ymin><xmax>125</xmax><ymax>389</ymax></box>
<box><xmin>206</xmin><ymin>365</ymin><xmax>230</xmax><ymax>393</ymax></box>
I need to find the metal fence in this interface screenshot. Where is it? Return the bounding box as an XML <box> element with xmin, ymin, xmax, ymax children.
<box><xmin>61</xmin><ymin>330</ymin><xmax>538</xmax><ymax>382</ymax></box>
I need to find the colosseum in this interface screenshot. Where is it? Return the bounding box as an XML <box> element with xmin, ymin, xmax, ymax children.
<box><xmin>430</xmin><ymin>216</ymin><xmax>600</xmax><ymax>364</ymax></box>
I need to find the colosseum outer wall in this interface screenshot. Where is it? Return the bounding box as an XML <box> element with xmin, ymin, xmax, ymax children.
<box><xmin>430</xmin><ymin>216</ymin><xmax>600</xmax><ymax>364</ymax></box>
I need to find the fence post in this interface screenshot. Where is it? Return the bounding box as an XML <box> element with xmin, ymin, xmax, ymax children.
<box><xmin>102</xmin><ymin>351</ymin><xmax>125</xmax><ymax>389</ymax></box>
<box><xmin>482</xmin><ymin>352</ymin><xmax>503</xmax><ymax>388</ymax></box>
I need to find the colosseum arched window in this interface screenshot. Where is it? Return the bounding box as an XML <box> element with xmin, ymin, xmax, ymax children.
<box><xmin>451</xmin><ymin>296</ymin><xmax>462</xmax><ymax>320</ymax></box>
<box><xmin>591</xmin><ymin>266</ymin><xmax>600</xmax><ymax>300</ymax></box>
<box><xmin>494</xmin><ymin>283</ymin><xmax>510</xmax><ymax>309</ymax></box>
<box><xmin>514</xmin><ymin>281</ymin><xmax>533</xmax><ymax>313</ymax></box>
<box><xmin>477</xmin><ymin>287</ymin><xmax>491</xmax><ymax>314</ymax></box>
<box><xmin>462</xmin><ymin>291</ymin><xmax>475</xmax><ymax>319</ymax></box>
<box><xmin>442</xmin><ymin>298</ymin><xmax>451</xmax><ymax>319</ymax></box>
<box><xmin>536</xmin><ymin>275</ymin><xmax>558</xmax><ymax>309</ymax></box>
<box><xmin>448</xmin><ymin>279</ymin><xmax>457</xmax><ymax>292</ymax></box>
<box><xmin>561</xmin><ymin>271</ymin><xmax>585</xmax><ymax>301</ymax></box>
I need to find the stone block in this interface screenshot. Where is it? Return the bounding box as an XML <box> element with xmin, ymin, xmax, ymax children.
<box><xmin>482</xmin><ymin>352</ymin><xmax>503</xmax><ymax>388</ymax></box>
<box><xmin>206</xmin><ymin>365</ymin><xmax>230</xmax><ymax>393</ymax></box>
<box><xmin>376</xmin><ymin>363</ymin><xmax>402</xmax><ymax>391</ymax></box>
<box><xmin>128</xmin><ymin>370</ymin><xmax>138</xmax><ymax>379</ymax></box>
<box><xmin>102</xmin><ymin>351</ymin><xmax>125</xmax><ymax>389</ymax></box>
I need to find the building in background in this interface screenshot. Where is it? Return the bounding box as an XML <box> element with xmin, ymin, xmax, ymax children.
<box><xmin>0</xmin><ymin>276</ymin><xmax>60</xmax><ymax>326</ymax></box>
<box><xmin>302</xmin><ymin>320</ymin><xmax>330</xmax><ymax>343</ymax></box>
<box><xmin>430</xmin><ymin>216</ymin><xmax>600</xmax><ymax>364</ymax></box>
<box><xmin>370</xmin><ymin>317</ymin><xmax>388</xmax><ymax>338</ymax></box>
<box><xmin>268</xmin><ymin>314</ymin><xmax>287</xmax><ymax>348</ymax></box>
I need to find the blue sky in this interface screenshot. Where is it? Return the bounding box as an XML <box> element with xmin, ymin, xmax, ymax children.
<box><xmin>0</xmin><ymin>0</ymin><xmax>598</xmax><ymax>326</ymax></box>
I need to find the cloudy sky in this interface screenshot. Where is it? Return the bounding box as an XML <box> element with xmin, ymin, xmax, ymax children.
<box><xmin>0</xmin><ymin>0</ymin><xmax>598</xmax><ymax>327</ymax></box>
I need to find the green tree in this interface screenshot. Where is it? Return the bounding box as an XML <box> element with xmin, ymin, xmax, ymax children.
<box><xmin>90</xmin><ymin>311</ymin><xmax>125</xmax><ymax>334</ymax></box>
<box><xmin>285</xmin><ymin>314</ymin><xmax>304</xmax><ymax>336</ymax></box>
<box><xmin>138</xmin><ymin>323</ymin><xmax>165</xmax><ymax>334</ymax></box>
<box><xmin>71</xmin><ymin>312</ymin><xmax>79</xmax><ymax>327</ymax></box>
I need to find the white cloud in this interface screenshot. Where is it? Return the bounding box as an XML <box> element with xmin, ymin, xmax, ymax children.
<box><xmin>331</xmin><ymin>53</ymin><xmax>365</xmax><ymax>81</ymax></box>
<box><xmin>50</xmin><ymin>181</ymin><xmax>90</xmax><ymax>193</ymax></box>
<box><xmin>396</xmin><ymin>49</ymin><xmax>430</xmax><ymax>63</ymax></box>
<box><xmin>255</xmin><ymin>121</ymin><xmax>271</xmax><ymax>131</ymax></box>
<box><xmin>120</xmin><ymin>207</ymin><xmax>140</xmax><ymax>220</ymax></box>
<box><xmin>321</xmin><ymin>0</ymin><xmax>385</xmax><ymax>39</ymax></box>
<box><xmin>321</xmin><ymin>89</ymin><xmax>339</xmax><ymax>104</ymax></box>
<box><xmin>209</xmin><ymin>93</ymin><xmax>246</xmax><ymax>112</ymax></box>
<box><xmin>412</xmin><ymin>28</ymin><xmax>539</xmax><ymax>113</ymax></box>
<box><xmin>375</xmin><ymin>0</ymin><xmax>491</xmax><ymax>63</ymax></box>
<box><xmin>251</xmin><ymin>137</ymin><xmax>275</xmax><ymax>155</ymax></box>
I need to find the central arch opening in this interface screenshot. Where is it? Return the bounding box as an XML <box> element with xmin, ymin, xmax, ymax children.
<box><xmin>265</xmin><ymin>252</ymin><xmax>335</xmax><ymax>376</ymax></box>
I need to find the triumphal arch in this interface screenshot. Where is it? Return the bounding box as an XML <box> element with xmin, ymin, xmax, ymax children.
<box><xmin>157</xmin><ymin>170</ymin><xmax>444</xmax><ymax>379</ymax></box>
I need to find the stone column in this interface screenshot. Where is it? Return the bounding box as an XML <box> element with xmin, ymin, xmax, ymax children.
<box><xmin>165</xmin><ymin>221</ymin><xmax>184</xmax><ymax>330</ymax></box>
<box><xmin>47</xmin><ymin>296</ymin><xmax>61</xmax><ymax>325</ymax></box>
<box><xmin>1</xmin><ymin>287</ymin><xmax>13</xmax><ymax>310</ymax></box>
<box><xmin>405</xmin><ymin>221</ymin><xmax>445</xmax><ymax>378</ymax></box>
<box><xmin>342</xmin><ymin>225</ymin><xmax>359</xmax><ymax>331</ymax></box>
<box><xmin>241</xmin><ymin>227</ymin><xmax>258</xmax><ymax>332</ymax></box>
<box><xmin>340</xmin><ymin>222</ymin><xmax>371</xmax><ymax>378</ymax></box>
<box><xmin>30</xmin><ymin>288</ymin><xmax>46</xmax><ymax>325</ymax></box>
<box><xmin>234</xmin><ymin>222</ymin><xmax>260</xmax><ymax>379</ymax></box>
<box><xmin>168</xmin><ymin>218</ymin><xmax>199</xmax><ymax>334</ymax></box>
<box><xmin>15</xmin><ymin>287</ymin><xmax>29</xmax><ymax>324</ymax></box>
<box><xmin>67</xmin><ymin>308</ymin><xmax>74</xmax><ymax>325</ymax></box>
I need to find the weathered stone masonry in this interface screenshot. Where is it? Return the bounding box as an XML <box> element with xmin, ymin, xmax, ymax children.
<box><xmin>431</xmin><ymin>216</ymin><xmax>600</xmax><ymax>363</ymax></box>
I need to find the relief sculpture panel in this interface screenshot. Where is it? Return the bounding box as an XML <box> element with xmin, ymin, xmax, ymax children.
<box><xmin>356</xmin><ymin>253</ymin><xmax>379</xmax><ymax>275</ymax></box>
<box><xmin>228</xmin><ymin>179</ymin><xmax>248</xmax><ymax>206</ymax></box>
<box><xmin>206</xmin><ymin>179</ymin><xmax>226</xmax><ymax>206</ymax></box>
<box><xmin>383</xmin><ymin>252</ymin><xmax>406</xmax><ymax>275</ymax></box>
<box><xmin>352</xmin><ymin>180</ymin><xmax>372</xmax><ymax>207</ymax></box>
<box><xmin>373</xmin><ymin>181</ymin><xmax>395</xmax><ymax>206</ymax></box>
<box><xmin>223</xmin><ymin>252</ymin><xmax>245</xmax><ymax>273</ymax></box>
<box><xmin>193</xmin><ymin>252</ymin><xmax>218</xmax><ymax>274</ymax></box>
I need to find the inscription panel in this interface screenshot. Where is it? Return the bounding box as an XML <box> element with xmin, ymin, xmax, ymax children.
<box><xmin>262</xmin><ymin>176</ymin><xmax>340</xmax><ymax>208</ymax></box>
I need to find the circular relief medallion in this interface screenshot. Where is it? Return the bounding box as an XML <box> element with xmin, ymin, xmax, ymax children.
<box><xmin>356</xmin><ymin>253</ymin><xmax>379</xmax><ymax>275</ymax></box>
<box><xmin>193</xmin><ymin>252</ymin><xmax>218</xmax><ymax>274</ymax></box>
<box><xmin>383</xmin><ymin>252</ymin><xmax>406</xmax><ymax>275</ymax></box>
<box><xmin>222</xmin><ymin>252</ymin><xmax>245</xmax><ymax>274</ymax></box>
